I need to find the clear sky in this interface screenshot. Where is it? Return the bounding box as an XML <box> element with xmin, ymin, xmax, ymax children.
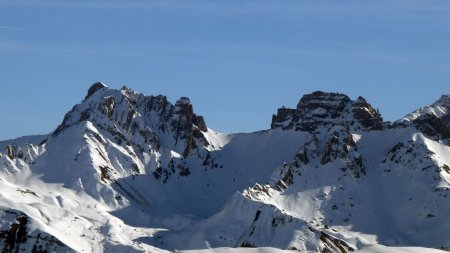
<box><xmin>0</xmin><ymin>0</ymin><xmax>449</xmax><ymax>140</ymax></box>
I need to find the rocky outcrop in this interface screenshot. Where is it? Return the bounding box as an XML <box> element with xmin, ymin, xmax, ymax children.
<box><xmin>413</xmin><ymin>113</ymin><xmax>450</xmax><ymax>141</ymax></box>
<box><xmin>271</xmin><ymin>107</ymin><xmax>296</xmax><ymax>130</ymax></box>
<box><xmin>270</xmin><ymin>130</ymin><xmax>364</xmax><ymax>193</ymax></box>
<box><xmin>6</xmin><ymin>145</ymin><xmax>25</xmax><ymax>160</ymax></box>
<box><xmin>173</xmin><ymin>97</ymin><xmax>209</xmax><ymax>157</ymax></box>
<box><xmin>85</xmin><ymin>82</ymin><xmax>107</xmax><ymax>99</ymax></box>
<box><xmin>0</xmin><ymin>210</ymin><xmax>71</xmax><ymax>253</ymax></box>
<box><xmin>352</xmin><ymin>96</ymin><xmax>383</xmax><ymax>130</ymax></box>
<box><xmin>402</xmin><ymin>95</ymin><xmax>450</xmax><ymax>142</ymax></box>
<box><xmin>271</xmin><ymin>91</ymin><xmax>383</xmax><ymax>132</ymax></box>
<box><xmin>271</xmin><ymin>98</ymin><xmax>368</xmax><ymax>183</ymax></box>
<box><xmin>6</xmin><ymin>145</ymin><xmax>19</xmax><ymax>160</ymax></box>
<box><xmin>4</xmin><ymin>144</ymin><xmax>39</xmax><ymax>163</ymax></box>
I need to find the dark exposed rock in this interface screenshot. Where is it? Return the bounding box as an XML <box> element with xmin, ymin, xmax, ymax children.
<box><xmin>344</xmin><ymin>127</ymin><xmax>356</xmax><ymax>147</ymax></box>
<box><xmin>6</xmin><ymin>145</ymin><xmax>14</xmax><ymax>160</ymax></box>
<box><xmin>271</xmin><ymin>163</ymin><xmax>298</xmax><ymax>192</ymax></box>
<box><xmin>104</xmin><ymin>96</ymin><xmax>115</xmax><ymax>118</ymax></box>
<box><xmin>173</xmin><ymin>98</ymin><xmax>194</xmax><ymax>140</ymax></box>
<box><xmin>442</xmin><ymin>164</ymin><xmax>450</xmax><ymax>174</ymax></box>
<box><xmin>240</xmin><ymin>241</ymin><xmax>257</xmax><ymax>248</ymax></box>
<box><xmin>271</xmin><ymin>91</ymin><xmax>383</xmax><ymax>132</ymax></box>
<box><xmin>99</xmin><ymin>166</ymin><xmax>113</xmax><ymax>183</ymax></box>
<box><xmin>85</xmin><ymin>82</ymin><xmax>106</xmax><ymax>99</ymax></box>
<box><xmin>125</xmin><ymin>110</ymin><xmax>136</xmax><ymax>130</ymax></box>
<box><xmin>148</xmin><ymin>95</ymin><xmax>172</xmax><ymax>133</ymax></box>
<box><xmin>294</xmin><ymin>144</ymin><xmax>309</xmax><ymax>165</ymax></box>
<box><xmin>79</xmin><ymin>110</ymin><xmax>90</xmax><ymax>122</ymax></box>
<box><xmin>317</xmin><ymin>132</ymin><xmax>365</xmax><ymax>178</ymax></box>
<box><xmin>321</xmin><ymin>135</ymin><xmax>341</xmax><ymax>165</ymax></box>
<box><xmin>0</xmin><ymin>211</ymin><xmax>70</xmax><ymax>253</ymax></box>
<box><xmin>173</xmin><ymin>97</ymin><xmax>209</xmax><ymax>157</ymax></box>
<box><xmin>5</xmin><ymin>145</ymin><xmax>23</xmax><ymax>160</ymax></box>
<box><xmin>193</xmin><ymin>115</ymin><xmax>208</xmax><ymax>132</ymax></box>
<box><xmin>297</xmin><ymin>91</ymin><xmax>350</xmax><ymax>113</ymax></box>
<box><xmin>352</xmin><ymin>96</ymin><xmax>383</xmax><ymax>130</ymax></box>
<box><xmin>320</xmin><ymin>231</ymin><xmax>355</xmax><ymax>253</ymax></box>
<box><xmin>412</xmin><ymin>113</ymin><xmax>450</xmax><ymax>141</ymax></box>
<box><xmin>281</xmin><ymin>165</ymin><xmax>295</xmax><ymax>186</ymax></box>
<box><xmin>271</xmin><ymin>107</ymin><xmax>296</xmax><ymax>130</ymax></box>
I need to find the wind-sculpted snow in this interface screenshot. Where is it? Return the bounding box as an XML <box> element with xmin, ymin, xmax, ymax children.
<box><xmin>0</xmin><ymin>85</ymin><xmax>449</xmax><ymax>252</ymax></box>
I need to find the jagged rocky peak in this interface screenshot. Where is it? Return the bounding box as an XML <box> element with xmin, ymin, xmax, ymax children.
<box><xmin>48</xmin><ymin>83</ymin><xmax>210</xmax><ymax>157</ymax></box>
<box><xmin>175</xmin><ymin>97</ymin><xmax>208</xmax><ymax>132</ymax></box>
<box><xmin>271</xmin><ymin>91</ymin><xmax>383</xmax><ymax>132</ymax></box>
<box><xmin>402</xmin><ymin>94</ymin><xmax>450</xmax><ymax>141</ymax></box>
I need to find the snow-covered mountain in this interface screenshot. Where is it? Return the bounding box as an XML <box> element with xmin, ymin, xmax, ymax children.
<box><xmin>0</xmin><ymin>84</ymin><xmax>449</xmax><ymax>253</ymax></box>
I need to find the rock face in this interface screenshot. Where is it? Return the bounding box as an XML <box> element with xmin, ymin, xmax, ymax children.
<box><xmin>0</xmin><ymin>209</ymin><xmax>71</xmax><ymax>253</ymax></box>
<box><xmin>402</xmin><ymin>95</ymin><xmax>450</xmax><ymax>142</ymax></box>
<box><xmin>85</xmin><ymin>82</ymin><xmax>107</xmax><ymax>99</ymax></box>
<box><xmin>271</xmin><ymin>91</ymin><xmax>383</xmax><ymax>131</ymax></box>
<box><xmin>173</xmin><ymin>97</ymin><xmax>209</xmax><ymax>157</ymax></box>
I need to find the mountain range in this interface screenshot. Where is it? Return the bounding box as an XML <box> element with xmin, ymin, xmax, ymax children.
<box><xmin>0</xmin><ymin>83</ymin><xmax>449</xmax><ymax>253</ymax></box>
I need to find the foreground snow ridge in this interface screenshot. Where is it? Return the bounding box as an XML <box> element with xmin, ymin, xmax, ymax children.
<box><xmin>0</xmin><ymin>83</ymin><xmax>449</xmax><ymax>253</ymax></box>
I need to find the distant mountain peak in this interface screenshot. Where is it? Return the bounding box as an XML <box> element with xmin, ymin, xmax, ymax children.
<box><xmin>272</xmin><ymin>91</ymin><xmax>383</xmax><ymax>132</ymax></box>
<box><xmin>296</xmin><ymin>91</ymin><xmax>351</xmax><ymax>109</ymax></box>
<box><xmin>46</xmin><ymin>84</ymin><xmax>211</xmax><ymax>161</ymax></box>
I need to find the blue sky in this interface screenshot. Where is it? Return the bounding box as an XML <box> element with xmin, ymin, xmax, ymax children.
<box><xmin>0</xmin><ymin>0</ymin><xmax>449</xmax><ymax>140</ymax></box>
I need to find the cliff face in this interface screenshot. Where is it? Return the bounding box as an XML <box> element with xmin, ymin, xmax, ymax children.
<box><xmin>272</xmin><ymin>91</ymin><xmax>383</xmax><ymax>131</ymax></box>
<box><xmin>401</xmin><ymin>95</ymin><xmax>450</xmax><ymax>142</ymax></box>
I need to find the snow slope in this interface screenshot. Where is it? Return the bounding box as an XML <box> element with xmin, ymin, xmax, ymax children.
<box><xmin>0</xmin><ymin>84</ymin><xmax>449</xmax><ymax>253</ymax></box>
<box><xmin>181</xmin><ymin>246</ymin><xmax>448</xmax><ymax>253</ymax></box>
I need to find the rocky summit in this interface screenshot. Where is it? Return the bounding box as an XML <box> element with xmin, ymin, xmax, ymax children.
<box><xmin>0</xmin><ymin>83</ymin><xmax>449</xmax><ymax>253</ymax></box>
<box><xmin>271</xmin><ymin>91</ymin><xmax>383</xmax><ymax>131</ymax></box>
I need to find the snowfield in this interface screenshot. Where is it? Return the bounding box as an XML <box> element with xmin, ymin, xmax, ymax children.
<box><xmin>0</xmin><ymin>85</ymin><xmax>449</xmax><ymax>253</ymax></box>
<box><xmin>181</xmin><ymin>246</ymin><xmax>449</xmax><ymax>253</ymax></box>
